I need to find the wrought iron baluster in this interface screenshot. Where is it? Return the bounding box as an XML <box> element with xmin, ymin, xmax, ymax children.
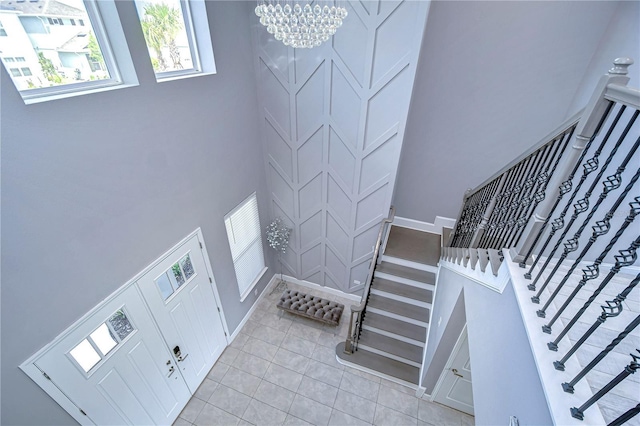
<box><xmin>519</xmin><ymin>120</ymin><xmax>602</xmax><ymax>269</ymax></box>
<box><xmin>479</xmin><ymin>166</ymin><xmax>522</xmax><ymax>248</ymax></box>
<box><xmin>494</xmin><ymin>146</ymin><xmax>551</xmax><ymax>250</ymax></box>
<box><xmin>560</xmin><ymin>310</ymin><xmax>640</xmax><ymax>391</ymax></box>
<box><xmin>527</xmin><ymin>107</ymin><xmax>638</xmax><ymax>290</ymax></box>
<box><xmin>524</xmin><ymin>104</ymin><xmax>627</xmax><ymax>280</ymax></box>
<box><xmin>548</xmin><ymin>236</ymin><xmax>640</xmax><ymax>350</ymax></box>
<box><xmin>608</xmin><ymin>403</ymin><xmax>640</xmax><ymax>426</ymax></box>
<box><xmin>534</xmin><ymin>165</ymin><xmax>640</xmax><ymax>311</ymax></box>
<box><xmin>510</xmin><ymin>133</ymin><xmax>572</xmax><ymax>249</ymax></box>
<box><xmin>570</xmin><ymin>350</ymin><xmax>639</xmax><ymax>420</ymax></box>
<box><xmin>543</xmin><ymin>197</ymin><xmax>640</xmax><ymax>334</ymax></box>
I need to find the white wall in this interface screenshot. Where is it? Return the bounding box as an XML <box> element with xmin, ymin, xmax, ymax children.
<box><xmin>1</xmin><ymin>2</ymin><xmax>275</xmax><ymax>424</ymax></box>
<box><xmin>253</xmin><ymin>0</ymin><xmax>430</xmax><ymax>293</ymax></box>
<box><xmin>424</xmin><ymin>267</ymin><xmax>553</xmax><ymax>426</ymax></box>
<box><xmin>393</xmin><ymin>1</ymin><xmax>621</xmax><ymax>223</ymax></box>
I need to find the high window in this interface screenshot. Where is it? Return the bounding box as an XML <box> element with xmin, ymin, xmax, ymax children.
<box><xmin>133</xmin><ymin>0</ymin><xmax>215</xmax><ymax>82</ymax></box>
<box><xmin>224</xmin><ymin>193</ymin><xmax>267</xmax><ymax>301</ymax></box>
<box><xmin>0</xmin><ymin>0</ymin><xmax>137</xmax><ymax>104</ymax></box>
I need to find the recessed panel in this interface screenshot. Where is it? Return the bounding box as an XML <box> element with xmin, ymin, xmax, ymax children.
<box><xmin>294</xmin><ymin>46</ymin><xmax>324</xmax><ymax>84</ymax></box>
<box><xmin>259</xmin><ymin>30</ymin><xmax>289</xmax><ymax>83</ymax></box>
<box><xmin>360</xmin><ymin>135</ymin><xmax>398</xmax><ymax>192</ymax></box>
<box><xmin>300</xmin><ymin>211</ymin><xmax>323</xmax><ymax>248</ymax></box>
<box><xmin>324</xmin><ymin>273</ymin><xmax>340</xmax><ymax>291</ymax></box>
<box><xmin>349</xmin><ymin>260</ymin><xmax>370</xmax><ymax>291</ymax></box>
<box><xmin>364</xmin><ymin>66</ymin><xmax>411</xmax><ymax>149</ymax></box>
<box><xmin>296</xmin><ymin>64</ymin><xmax>325</xmax><ymax>139</ymax></box>
<box><xmin>300</xmin><ymin>244</ymin><xmax>322</xmax><ymax>276</ymax></box>
<box><xmin>328</xmin><ymin>128</ymin><xmax>356</xmax><ymax>190</ymax></box>
<box><xmin>266</xmin><ymin>120</ymin><xmax>293</xmax><ymax>180</ymax></box>
<box><xmin>332</xmin><ymin>3</ymin><xmax>368</xmax><ymax>87</ymax></box>
<box><xmin>260</xmin><ymin>61</ymin><xmax>291</xmax><ymax>138</ymax></box>
<box><xmin>299</xmin><ymin>174</ymin><xmax>323</xmax><ymax>219</ymax></box>
<box><xmin>352</xmin><ymin>223</ymin><xmax>379</xmax><ymax>262</ymax></box>
<box><xmin>269</xmin><ymin>164</ymin><xmax>295</xmax><ymax>217</ymax></box>
<box><xmin>355</xmin><ymin>185</ymin><xmax>388</xmax><ymax>229</ymax></box>
<box><xmin>297</xmin><ymin>127</ymin><xmax>324</xmax><ymax>184</ymax></box>
<box><xmin>98</xmin><ymin>369</ymin><xmax>154</xmax><ymax>425</ymax></box>
<box><xmin>326</xmin><ymin>213</ymin><xmax>349</xmax><ymax>260</ymax></box>
<box><xmin>371</xmin><ymin>0</ymin><xmax>416</xmax><ymax>85</ymax></box>
<box><xmin>378</xmin><ymin>0</ymin><xmax>403</xmax><ymax>18</ymax></box>
<box><xmin>327</xmin><ymin>175</ymin><xmax>352</xmax><ymax>225</ymax></box>
<box><xmin>306</xmin><ymin>271</ymin><xmax>323</xmax><ymax>285</ymax></box>
<box><xmin>330</xmin><ymin>64</ymin><xmax>360</xmax><ymax>149</ymax></box>
<box><xmin>325</xmin><ymin>246</ymin><xmax>347</xmax><ymax>286</ymax></box>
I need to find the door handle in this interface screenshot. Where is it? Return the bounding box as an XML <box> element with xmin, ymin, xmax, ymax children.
<box><xmin>452</xmin><ymin>368</ymin><xmax>464</xmax><ymax>378</ymax></box>
<box><xmin>177</xmin><ymin>353</ymin><xmax>189</xmax><ymax>362</ymax></box>
<box><xmin>167</xmin><ymin>366</ymin><xmax>175</xmax><ymax>378</ymax></box>
<box><xmin>173</xmin><ymin>345</ymin><xmax>188</xmax><ymax>362</ymax></box>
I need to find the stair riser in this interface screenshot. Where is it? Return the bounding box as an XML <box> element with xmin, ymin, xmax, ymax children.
<box><xmin>367</xmin><ymin>307</ymin><xmax>429</xmax><ymax>327</ymax></box>
<box><xmin>381</xmin><ymin>255</ymin><xmax>439</xmax><ymax>274</ymax></box>
<box><xmin>362</xmin><ymin>325</ymin><xmax>425</xmax><ymax>347</ymax></box>
<box><xmin>370</xmin><ymin>288</ymin><xmax>432</xmax><ymax>308</ymax></box>
<box><xmin>375</xmin><ymin>272</ymin><xmax>435</xmax><ymax>290</ymax></box>
<box><xmin>357</xmin><ymin>344</ymin><xmax>422</xmax><ymax>368</ymax></box>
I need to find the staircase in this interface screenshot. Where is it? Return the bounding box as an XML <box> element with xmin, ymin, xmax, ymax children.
<box><xmin>336</xmin><ymin>225</ymin><xmax>443</xmax><ymax>386</ymax></box>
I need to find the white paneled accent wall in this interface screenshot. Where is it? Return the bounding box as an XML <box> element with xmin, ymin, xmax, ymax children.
<box><xmin>254</xmin><ymin>0</ymin><xmax>430</xmax><ymax>293</ymax></box>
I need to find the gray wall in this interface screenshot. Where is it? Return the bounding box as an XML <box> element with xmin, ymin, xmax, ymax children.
<box><xmin>393</xmin><ymin>1</ymin><xmax>622</xmax><ymax>223</ymax></box>
<box><xmin>1</xmin><ymin>2</ymin><xmax>275</xmax><ymax>425</ymax></box>
<box><xmin>423</xmin><ymin>268</ymin><xmax>552</xmax><ymax>426</ymax></box>
<box><xmin>253</xmin><ymin>0</ymin><xmax>430</xmax><ymax>293</ymax></box>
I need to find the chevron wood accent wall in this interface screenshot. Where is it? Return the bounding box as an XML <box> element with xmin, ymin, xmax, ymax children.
<box><xmin>254</xmin><ymin>0</ymin><xmax>430</xmax><ymax>294</ymax></box>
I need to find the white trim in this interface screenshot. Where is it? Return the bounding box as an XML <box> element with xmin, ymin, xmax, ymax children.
<box><xmin>361</xmin><ymin>324</ymin><xmax>425</xmax><ymax>347</ymax></box>
<box><xmin>416</xmin><ymin>386</ymin><xmax>428</xmax><ymax>398</ymax></box>
<box><xmin>366</xmin><ymin>307</ymin><xmax>429</xmax><ymax>328</ymax></box>
<box><xmin>370</xmin><ymin>288</ymin><xmax>432</xmax><ymax>308</ymax></box>
<box><xmin>431</xmin><ymin>324</ymin><xmax>467</xmax><ymax>402</ymax></box>
<box><xmin>238</xmin><ymin>266</ymin><xmax>268</xmax><ymax>302</ymax></box>
<box><xmin>418</xmin><ymin>265</ymin><xmax>439</xmax><ymax>390</ymax></box>
<box><xmin>229</xmin><ymin>273</ymin><xmax>279</xmax><ymax>341</ymax></box>
<box><xmin>280</xmin><ymin>274</ymin><xmax>362</xmax><ymax>302</ymax></box>
<box><xmin>393</xmin><ymin>216</ymin><xmax>456</xmax><ymax>235</ymax></box>
<box><xmin>335</xmin><ymin>352</ymin><xmax>419</xmax><ymax>390</ymax></box>
<box><xmin>381</xmin><ymin>255</ymin><xmax>439</xmax><ymax>274</ymax></box>
<box><xmin>439</xmin><ymin>256</ymin><xmax>510</xmax><ymax>294</ymax></box>
<box><xmin>374</xmin><ymin>272</ymin><xmax>436</xmax><ymax>290</ymax></box>
<box><xmin>356</xmin><ymin>344</ymin><xmax>422</xmax><ymax>368</ymax></box>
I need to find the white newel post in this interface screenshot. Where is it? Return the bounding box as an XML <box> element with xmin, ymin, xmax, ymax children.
<box><xmin>511</xmin><ymin>58</ymin><xmax>634</xmax><ymax>264</ymax></box>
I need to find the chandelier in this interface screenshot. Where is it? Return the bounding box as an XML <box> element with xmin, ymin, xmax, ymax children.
<box><xmin>255</xmin><ymin>1</ymin><xmax>348</xmax><ymax>49</ymax></box>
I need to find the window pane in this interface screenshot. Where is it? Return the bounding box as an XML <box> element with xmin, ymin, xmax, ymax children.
<box><xmin>70</xmin><ymin>339</ymin><xmax>101</xmax><ymax>372</ymax></box>
<box><xmin>0</xmin><ymin>0</ymin><xmax>110</xmax><ymax>91</ymax></box>
<box><xmin>180</xmin><ymin>254</ymin><xmax>195</xmax><ymax>280</ymax></box>
<box><xmin>134</xmin><ymin>0</ymin><xmax>194</xmax><ymax>74</ymax></box>
<box><xmin>90</xmin><ymin>323</ymin><xmax>117</xmax><ymax>356</ymax></box>
<box><xmin>234</xmin><ymin>239</ymin><xmax>265</xmax><ymax>296</ymax></box>
<box><xmin>171</xmin><ymin>262</ymin><xmax>185</xmax><ymax>287</ymax></box>
<box><xmin>155</xmin><ymin>272</ymin><xmax>174</xmax><ymax>300</ymax></box>
<box><xmin>108</xmin><ymin>310</ymin><xmax>134</xmax><ymax>341</ymax></box>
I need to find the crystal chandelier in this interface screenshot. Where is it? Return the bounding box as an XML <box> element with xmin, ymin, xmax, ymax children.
<box><xmin>255</xmin><ymin>1</ymin><xmax>348</xmax><ymax>49</ymax></box>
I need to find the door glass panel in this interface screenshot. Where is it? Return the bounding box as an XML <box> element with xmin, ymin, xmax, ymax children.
<box><xmin>108</xmin><ymin>310</ymin><xmax>134</xmax><ymax>341</ymax></box>
<box><xmin>90</xmin><ymin>323</ymin><xmax>117</xmax><ymax>356</ymax></box>
<box><xmin>155</xmin><ymin>272</ymin><xmax>174</xmax><ymax>300</ymax></box>
<box><xmin>70</xmin><ymin>339</ymin><xmax>101</xmax><ymax>372</ymax></box>
<box><xmin>180</xmin><ymin>254</ymin><xmax>195</xmax><ymax>280</ymax></box>
<box><xmin>171</xmin><ymin>263</ymin><xmax>185</xmax><ymax>287</ymax></box>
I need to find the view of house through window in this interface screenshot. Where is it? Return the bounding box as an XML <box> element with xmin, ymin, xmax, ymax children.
<box><xmin>134</xmin><ymin>0</ymin><xmax>196</xmax><ymax>77</ymax></box>
<box><xmin>0</xmin><ymin>0</ymin><xmax>111</xmax><ymax>92</ymax></box>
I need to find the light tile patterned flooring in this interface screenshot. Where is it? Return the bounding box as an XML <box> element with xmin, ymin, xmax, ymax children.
<box><xmin>175</xmin><ymin>282</ymin><xmax>474</xmax><ymax>426</ymax></box>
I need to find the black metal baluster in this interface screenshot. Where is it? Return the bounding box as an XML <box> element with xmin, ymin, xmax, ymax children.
<box><xmin>480</xmin><ymin>165</ymin><xmax>523</xmax><ymax>248</ymax></box>
<box><xmin>543</xmin><ymin>197</ymin><xmax>640</xmax><ymax>334</ymax></box>
<box><xmin>608</xmin><ymin>403</ymin><xmax>640</xmax><ymax>426</ymax></box>
<box><xmin>518</xmin><ymin>122</ymin><xmax>589</xmax><ymax>269</ymax></box>
<box><xmin>510</xmin><ymin>134</ymin><xmax>571</xmax><ymax>249</ymax></box>
<box><xmin>524</xmin><ymin>104</ymin><xmax>627</xmax><ymax>280</ymax></box>
<box><xmin>535</xmin><ymin>167</ymin><xmax>640</xmax><ymax>314</ymax></box>
<box><xmin>570</xmin><ymin>350</ymin><xmax>640</xmax><ymax>420</ymax></box>
<box><xmin>560</xmin><ymin>311</ymin><xmax>640</xmax><ymax>391</ymax></box>
<box><xmin>496</xmin><ymin>146</ymin><xmax>552</xmax><ymax>250</ymax></box>
<box><xmin>548</xmin><ymin>236</ymin><xmax>640</xmax><ymax>350</ymax></box>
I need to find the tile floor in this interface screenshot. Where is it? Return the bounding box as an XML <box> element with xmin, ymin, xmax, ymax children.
<box><xmin>175</xmin><ymin>281</ymin><xmax>475</xmax><ymax>426</ymax></box>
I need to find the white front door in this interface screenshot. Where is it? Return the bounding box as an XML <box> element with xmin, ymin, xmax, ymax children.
<box><xmin>137</xmin><ymin>234</ymin><xmax>227</xmax><ymax>393</ymax></box>
<box><xmin>35</xmin><ymin>285</ymin><xmax>191</xmax><ymax>425</ymax></box>
<box><xmin>433</xmin><ymin>327</ymin><xmax>474</xmax><ymax>415</ymax></box>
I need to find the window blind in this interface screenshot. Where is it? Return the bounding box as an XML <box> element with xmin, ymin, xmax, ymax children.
<box><xmin>224</xmin><ymin>193</ymin><xmax>265</xmax><ymax>298</ymax></box>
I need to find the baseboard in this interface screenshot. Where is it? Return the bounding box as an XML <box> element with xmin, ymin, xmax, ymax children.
<box><xmin>393</xmin><ymin>216</ymin><xmax>456</xmax><ymax>235</ymax></box>
<box><xmin>229</xmin><ymin>274</ymin><xmax>279</xmax><ymax>342</ymax></box>
<box><xmin>281</xmin><ymin>274</ymin><xmax>362</xmax><ymax>302</ymax></box>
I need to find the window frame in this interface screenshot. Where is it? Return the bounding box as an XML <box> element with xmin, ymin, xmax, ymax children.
<box><xmin>224</xmin><ymin>193</ymin><xmax>268</xmax><ymax>302</ymax></box>
<box><xmin>4</xmin><ymin>0</ymin><xmax>138</xmax><ymax>104</ymax></box>
<box><xmin>134</xmin><ymin>0</ymin><xmax>216</xmax><ymax>83</ymax></box>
